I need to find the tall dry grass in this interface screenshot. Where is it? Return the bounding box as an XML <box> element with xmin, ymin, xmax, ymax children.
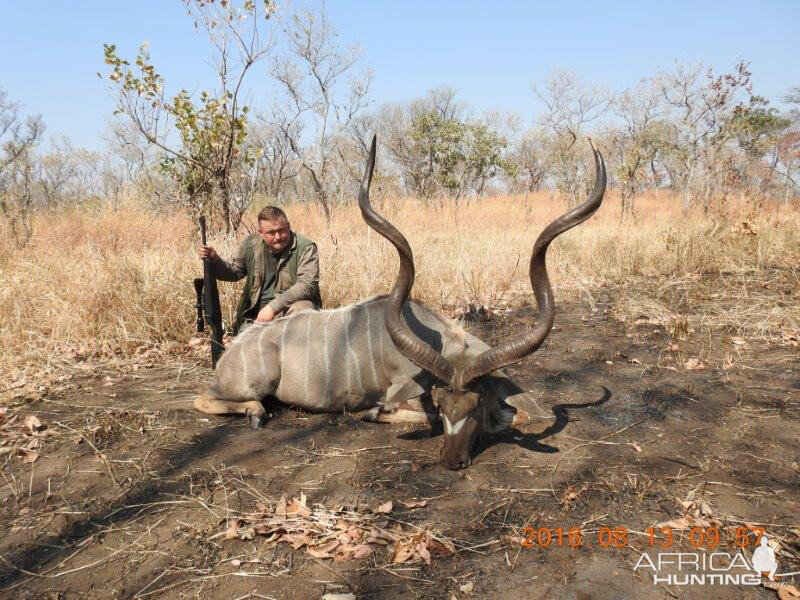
<box><xmin>1</xmin><ymin>192</ymin><xmax>798</xmax><ymax>379</ymax></box>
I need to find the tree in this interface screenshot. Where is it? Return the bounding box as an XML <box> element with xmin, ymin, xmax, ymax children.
<box><xmin>373</xmin><ymin>88</ymin><xmax>513</xmax><ymax>199</ymax></box>
<box><xmin>724</xmin><ymin>96</ymin><xmax>792</xmax><ymax>194</ymax></box>
<box><xmin>0</xmin><ymin>88</ymin><xmax>45</xmax><ymax>246</ymax></box>
<box><xmin>773</xmin><ymin>87</ymin><xmax>800</xmax><ymax>200</ymax></box>
<box><xmin>99</xmin><ymin>119</ymin><xmax>174</xmax><ymax>204</ymax></box>
<box><xmin>654</xmin><ymin>60</ymin><xmax>753</xmax><ymax>213</ymax></box>
<box><xmin>408</xmin><ymin>109</ymin><xmax>465</xmax><ymax>197</ymax></box>
<box><xmin>102</xmin><ymin>0</ymin><xmax>277</xmax><ymax>232</ymax></box>
<box><xmin>249</xmin><ymin>116</ymin><xmax>300</xmax><ymax>201</ymax></box>
<box><xmin>377</xmin><ymin>86</ymin><xmax>466</xmax><ymax>197</ymax></box>
<box><xmin>269</xmin><ymin>7</ymin><xmax>371</xmax><ymax>220</ymax></box>
<box><xmin>533</xmin><ymin>69</ymin><xmax>613</xmax><ymax>205</ymax></box>
<box><xmin>606</xmin><ymin>80</ymin><xmax>668</xmax><ymax>217</ymax></box>
<box><xmin>505</xmin><ymin>130</ymin><xmax>546</xmax><ymax>195</ymax></box>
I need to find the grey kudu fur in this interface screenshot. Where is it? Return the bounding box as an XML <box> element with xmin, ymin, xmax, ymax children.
<box><xmin>195</xmin><ymin>135</ymin><xmax>607</xmax><ymax>469</ymax></box>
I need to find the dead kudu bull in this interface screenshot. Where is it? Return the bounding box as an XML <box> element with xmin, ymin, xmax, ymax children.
<box><xmin>195</xmin><ymin>136</ymin><xmax>607</xmax><ymax>469</ymax></box>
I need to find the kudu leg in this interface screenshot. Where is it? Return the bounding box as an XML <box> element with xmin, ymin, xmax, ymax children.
<box><xmin>361</xmin><ymin>407</ymin><xmax>437</xmax><ymax>424</ymax></box>
<box><xmin>194</xmin><ymin>392</ymin><xmax>267</xmax><ymax>429</ymax></box>
<box><xmin>361</xmin><ymin>395</ymin><xmax>439</xmax><ymax>426</ymax></box>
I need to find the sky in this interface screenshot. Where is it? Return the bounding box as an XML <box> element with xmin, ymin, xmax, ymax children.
<box><xmin>1</xmin><ymin>1</ymin><xmax>798</xmax><ymax>150</ymax></box>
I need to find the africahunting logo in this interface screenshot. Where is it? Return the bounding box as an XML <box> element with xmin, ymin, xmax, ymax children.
<box><xmin>633</xmin><ymin>534</ymin><xmax>799</xmax><ymax>587</ymax></box>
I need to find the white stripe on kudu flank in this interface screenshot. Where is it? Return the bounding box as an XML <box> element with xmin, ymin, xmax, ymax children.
<box><xmin>239</xmin><ymin>343</ymin><xmax>249</xmax><ymax>397</ymax></box>
<box><xmin>322</xmin><ymin>311</ymin><xmax>333</xmax><ymax>397</ymax></box>
<box><xmin>364</xmin><ymin>304</ymin><xmax>378</xmax><ymax>388</ymax></box>
<box><xmin>347</xmin><ymin>307</ymin><xmax>364</xmax><ymax>394</ymax></box>
<box><xmin>443</xmin><ymin>416</ymin><xmax>468</xmax><ymax>435</ymax></box>
<box><xmin>280</xmin><ymin>318</ymin><xmax>288</xmax><ymax>366</ymax></box>
<box><xmin>341</xmin><ymin>310</ymin><xmax>352</xmax><ymax>393</ymax></box>
<box><xmin>377</xmin><ymin>303</ymin><xmax>385</xmax><ymax>376</ymax></box>
<box><xmin>304</xmin><ymin>315</ymin><xmax>312</xmax><ymax>403</ymax></box>
<box><xmin>258</xmin><ymin>326</ymin><xmax>268</xmax><ymax>375</ymax></box>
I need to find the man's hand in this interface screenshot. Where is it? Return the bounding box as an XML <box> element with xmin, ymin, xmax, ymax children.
<box><xmin>255</xmin><ymin>305</ymin><xmax>276</xmax><ymax>323</ymax></box>
<box><xmin>197</xmin><ymin>245</ymin><xmax>218</xmax><ymax>260</ymax></box>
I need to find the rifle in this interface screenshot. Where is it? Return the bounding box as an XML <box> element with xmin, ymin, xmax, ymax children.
<box><xmin>193</xmin><ymin>216</ymin><xmax>225</xmax><ymax>368</ymax></box>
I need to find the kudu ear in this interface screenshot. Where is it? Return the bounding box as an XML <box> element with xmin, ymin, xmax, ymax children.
<box><xmin>503</xmin><ymin>391</ymin><xmax>544</xmax><ymax>417</ymax></box>
<box><xmin>431</xmin><ymin>387</ymin><xmax>445</xmax><ymax>408</ymax></box>
<box><xmin>480</xmin><ymin>375</ymin><xmax>544</xmax><ymax>417</ymax></box>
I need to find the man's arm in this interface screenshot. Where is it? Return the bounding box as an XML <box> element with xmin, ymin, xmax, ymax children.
<box><xmin>208</xmin><ymin>238</ymin><xmax>249</xmax><ymax>282</ymax></box>
<box><xmin>267</xmin><ymin>242</ymin><xmax>320</xmax><ymax>314</ymax></box>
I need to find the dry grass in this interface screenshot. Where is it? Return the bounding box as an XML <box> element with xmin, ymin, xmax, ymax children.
<box><xmin>1</xmin><ymin>191</ymin><xmax>798</xmax><ymax>383</ymax></box>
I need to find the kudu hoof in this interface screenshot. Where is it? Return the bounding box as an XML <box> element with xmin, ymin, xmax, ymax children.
<box><xmin>245</xmin><ymin>409</ymin><xmax>266</xmax><ymax>430</ymax></box>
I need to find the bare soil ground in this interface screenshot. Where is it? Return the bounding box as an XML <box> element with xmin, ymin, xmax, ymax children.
<box><xmin>1</xmin><ymin>280</ymin><xmax>798</xmax><ymax>600</ymax></box>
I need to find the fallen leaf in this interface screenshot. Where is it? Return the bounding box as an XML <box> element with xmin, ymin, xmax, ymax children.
<box><xmin>364</xmin><ymin>528</ymin><xmax>394</xmax><ymax>544</ymax></box>
<box><xmin>417</xmin><ymin>543</ymin><xmax>431</xmax><ymax>565</ymax></box>
<box><xmin>375</xmin><ymin>501</ymin><xmax>393</xmax><ymax>514</ymax></box>
<box><xmin>345</xmin><ymin>525</ymin><xmax>362</xmax><ymax>541</ymax></box>
<box><xmin>392</xmin><ymin>540</ymin><xmax>415</xmax><ymax>564</ymax></box>
<box><xmin>21</xmin><ymin>450</ymin><xmax>39</xmax><ymax>463</ymax></box>
<box><xmin>230</xmin><ymin>559</ymin><xmax>242</xmax><ymax>567</ymax></box>
<box><xmin>656</xmin><ymin>517</ymin><xmax>691</xmax><ymax>530</ymax></box>
<box><xmin>337</xmin><ymin>531</ymin><xmax>352</xmax><ymax>544</ymax></box>
<box><xmin>684</xmin><ymin>358</ymin><xmax>705</xmax><ymax>370</ymax></box>
<box><xmin>224</xmin><ymin>519</ymin><xmax>242</xmax><ymax>540</ymax></box>
<box><xmin>24</xmin><ymin>415</ymin><xmax>44</xmax><ymax>434</ymax></box>
<box><xmin>630</xmin><ymin>442</ymin><xmax>643</xmax><ymax>453</ymax></box>
<box><xmin>284</xmin><ymin>532</ymin><xmax>312</xmax><ymax>548</ymax></box>
<box><xmin>286</xmin><ymin>494</ymin><xmax>311</xmax><ymax>518</ymax></box>
<box><xmin>351</xmin><ymin>544</ymin><xmax>373</xmax><ymax>559</ymax></box>
<box><xmin>777</xmin><ymin>584</ymin><xmax>800</xmax><ymax>600</ymax></box>
<box><xmin>400</xmin><ymin>499</ymin><xmax>428</xmax><ymax>509</ymax></box>
<box><xmin>274</xmin><ymin>497</ymin><xmax>287</xmax><ymax>516</ymax></box>
<box><xmin>321</xmin><ymin>594</ymin><xmax>356</xmax><ymax>600</ymax></box>
<box><xmin>307</xmin><ymin>539</ymin><xmax>340</xmax><ymax>559</ymax></box>
<box><xmin>460</xmin><ymin>581</ymin><xmax>474</xmax><ymax>594</ymax></box>
<box><xmin>425</xmin><ymin>533</ymin><xmax>455</xmax><ymax>556</ymax></box>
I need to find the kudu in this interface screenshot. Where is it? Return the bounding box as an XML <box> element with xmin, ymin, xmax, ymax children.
<box><xmin>195</xmin><ymin>136</ymin><xmax>606</xmax><ymax>469</ymax></box>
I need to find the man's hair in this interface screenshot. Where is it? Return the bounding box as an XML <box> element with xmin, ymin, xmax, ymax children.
<box><xmin>257</xmin><ymin>206</ymin><xmax>288</xmax><ymax>224</ymax></box>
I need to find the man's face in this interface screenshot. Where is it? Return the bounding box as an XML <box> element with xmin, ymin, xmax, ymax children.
<box><xmin>258</xmin><ymin>218</ymin><xmax>291</xmax><ymax>255</ymax></box>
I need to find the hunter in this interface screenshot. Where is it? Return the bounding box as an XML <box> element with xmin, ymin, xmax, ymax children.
<box><xmin>197</xmin><ymin>206</ymin><xmax>322</xmax><ymax>333</ymax></box>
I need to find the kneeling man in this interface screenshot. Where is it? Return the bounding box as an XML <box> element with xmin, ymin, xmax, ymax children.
<box><xmin>198</xmin><ymin>206</ymin><xmax>321</xmax><ymax>334</ymax></box>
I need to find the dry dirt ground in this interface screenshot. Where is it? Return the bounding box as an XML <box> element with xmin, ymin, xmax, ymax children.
<box><xmin>1</xmin><ymin>285</ymin><xmax>798</xmax><ymax>600</ymax></box>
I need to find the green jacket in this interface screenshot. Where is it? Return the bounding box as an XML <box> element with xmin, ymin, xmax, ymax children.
<box><xmin>211</xmin><ymin>232</ymin><xmax>321</xmax><ymax>334</ymax></box>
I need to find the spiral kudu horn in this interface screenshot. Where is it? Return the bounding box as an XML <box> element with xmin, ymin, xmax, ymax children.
<box><xmin>358</xmin><ymin>135</ymin><xmax>606</xmax><ymax>393</ymax></box>
<box><xmin>357</xmin><ymin>135</ymin><xmax>455</xmax><ymax>386</ymax></box>
<box><xmin>459</xmin><ymin>141</ymin><xmax>607</xmax><ymax>388</ymax></box>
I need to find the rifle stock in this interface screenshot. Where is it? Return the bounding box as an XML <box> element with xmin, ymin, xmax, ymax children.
<box><xmin>198</xmin><ymin>216</ymin><xmax>225</xmax><ymax>368</ymax></box>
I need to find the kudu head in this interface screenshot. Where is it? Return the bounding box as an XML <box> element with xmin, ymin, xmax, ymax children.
<box><xmin>358</xmin><ymin>135</ymin><xmax>606</xmax><ymax>469</ymax></box>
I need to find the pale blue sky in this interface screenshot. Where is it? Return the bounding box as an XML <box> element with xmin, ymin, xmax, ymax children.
<box><xmin>1</xmin><ymin>1</ymin><xmax>798</xmax><ymax>150</ymax></box>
